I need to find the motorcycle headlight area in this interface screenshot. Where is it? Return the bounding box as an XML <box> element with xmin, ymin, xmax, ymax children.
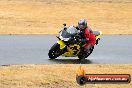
<box><xmin>59</xmin><ymin>35</ymin><xmax>70</xmax><ymax>41</ymax></box>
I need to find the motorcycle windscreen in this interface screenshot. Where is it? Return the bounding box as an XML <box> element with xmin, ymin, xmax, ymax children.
<box><xmin>61</xmin><ymin>30</ymin><xmax>72</xmax><ymax>38</ymax></box>
<box><xmin>60</xmin><ymin>26</ymin><xmax>78</xmax><ymax>38</ymax></box>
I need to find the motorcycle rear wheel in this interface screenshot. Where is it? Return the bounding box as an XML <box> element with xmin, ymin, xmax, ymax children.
<box><xmin>78</xmin><ymin>46</ymin><xmax>94</xmax><ymax>60</ymax></box>
<box><xmin>85</xmin><ymin>46</ymin><xmax>94</xmax><ymax>58</ymax></box>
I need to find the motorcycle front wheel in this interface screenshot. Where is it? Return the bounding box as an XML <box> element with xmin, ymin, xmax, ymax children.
<box><xmin>48</xmin><ymin>43</ymin><xmax>61</xmax><ymax>59</ymax></box>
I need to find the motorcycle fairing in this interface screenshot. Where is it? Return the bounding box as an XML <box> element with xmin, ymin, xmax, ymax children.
<box><xmin>57</xmin><ymin>40</ymin><xmax>80</xmax><ymax>57</ymax></box>
<box><xmin>57</xmin><ymin>40</ymin><xmax>66</xmax><ymax>49</ymax></box>
<box><xmin>62</xmin><ymin>44</ymin><xmax>80</xmax><ymax>57</ymax></box>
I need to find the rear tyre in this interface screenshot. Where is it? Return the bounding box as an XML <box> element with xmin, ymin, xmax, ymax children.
<box><xmin>85</xmin><ymin>46</ymin><xmax>94</xmax><ymax>58</ymax></box>
<box><xmin>48</xmin><ymin>43</ymin><xmax>61</xmax><ymax>59</ymax></box>
<box><xmin>78</xmin><ymin>54</ymin><xmax>85</xmax><ymax>60</ymax></box>
<box><xmin>78</xmin><ymin>46</ymin><xmax>94</xmax><ymax>60</ymax></box>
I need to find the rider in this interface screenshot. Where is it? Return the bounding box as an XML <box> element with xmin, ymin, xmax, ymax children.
<box><xmin>76</xmin><ymin>19</ymin><xmax>96</xmax><ymax>54</ymax></box>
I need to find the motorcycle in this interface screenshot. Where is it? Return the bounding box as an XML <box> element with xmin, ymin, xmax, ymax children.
<box><xmin>48</xmin><ymin>24</ymin><xmax>102</xmax><ymax>60</ymax></box>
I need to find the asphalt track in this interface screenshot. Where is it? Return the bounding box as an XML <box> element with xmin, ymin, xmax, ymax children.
<box><xmin>0</xmin><ymin>35</ymin><xmax>132</xmax><ymax>65</ymax></box>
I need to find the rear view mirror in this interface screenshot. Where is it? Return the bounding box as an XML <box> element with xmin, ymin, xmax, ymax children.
<box><xmin>63</xmin><ymin>23</ymin><xmax>66</xmax><ymax>27</ymax></box>
<box><xmin>63</xmin><ymin>23</ymin><xmax>67</xmax><ymax>30</ymax></box>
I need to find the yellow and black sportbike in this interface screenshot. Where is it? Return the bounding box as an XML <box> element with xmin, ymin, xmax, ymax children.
<box><xmin>48</xmin><ymin>25</ymin><xmax>102</xmax><ymax>60</ymax></box>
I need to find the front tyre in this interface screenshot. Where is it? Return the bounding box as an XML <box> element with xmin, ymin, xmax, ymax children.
<box><xmin>48</xmin><ymin>43</ymin><xmax>61</xmax><ymax>59</ymax></box>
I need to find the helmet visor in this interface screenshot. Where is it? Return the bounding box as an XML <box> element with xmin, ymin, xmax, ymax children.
<box><xmin>78</xmin><ymin>24</ymin><xmax>86</xmax><ymax>30</ymax></box>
